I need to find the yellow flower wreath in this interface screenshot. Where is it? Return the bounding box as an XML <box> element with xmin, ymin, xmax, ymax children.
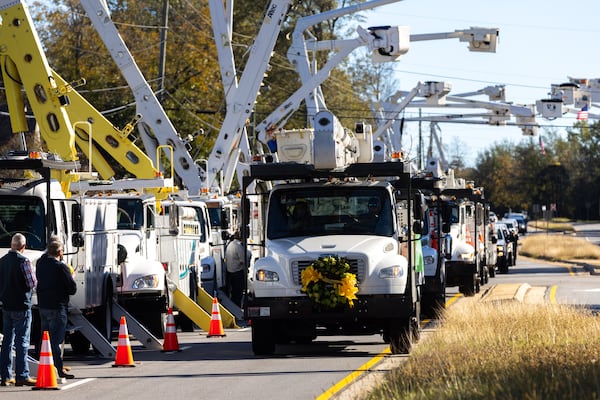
<box><xmin>300</xmin><ymin>256</ymin><xmax>359</xmax><ymax>309</ymax></box>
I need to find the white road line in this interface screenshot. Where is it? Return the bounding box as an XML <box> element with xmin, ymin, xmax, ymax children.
<box><xmin>61</xmin><ymin>377</ymin><xmax>96</xmax><ymax>390</ymax></box>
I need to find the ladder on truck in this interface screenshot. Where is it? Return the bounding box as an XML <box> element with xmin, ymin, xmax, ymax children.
<box><xmin>67</xmin><ymin>304</ymin><xmax>163</xmax><ymax>359</ymax></box>
<box><xmin>172</xmin><ymin>287</ymin><xmax>239</xmax><ymax>332</ymax></box>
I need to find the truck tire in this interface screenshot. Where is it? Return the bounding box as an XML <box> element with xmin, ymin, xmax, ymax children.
<box><xmin>93</xmin><ymin>283</ymin><xmax>114</xmax><ymax>343</ymax></box>
<box><xmin>422</xmin><ymin>290</ymin><xmax>445</xmax><ymax>318</ymax></box>
<box><xmin>68</xmin><ymin>331</ymin><xmax>91</xmax><ymax>355</ymax></box>
<box><xmin>498</xmin><ymin>257</ymin><xmax>508</xmax><ymax>274</ymax></box>
<box><xmin>388</xmin><ymin>318</ymin><xmax>414</xmax><ymax>354</ymax></box>
<box><xmin>252</xmin><ymin>320</ymin><xmax>276</xmax><ymax>355</ymax></box>
<box><xmin>459</xmin><ymin>273</ymin><xmax>478</xmax><ymax>297</ymax></box>
<box><xmin>488</xmin><ymin>265</ymin><xmax>496</xmax><ymax>278</ymax></box>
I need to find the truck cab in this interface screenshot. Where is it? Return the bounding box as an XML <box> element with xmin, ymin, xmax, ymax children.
<box><xmin>243</xmin><ymin>160</ymin><xmax>424</xmax><ymax>356</ymax></box>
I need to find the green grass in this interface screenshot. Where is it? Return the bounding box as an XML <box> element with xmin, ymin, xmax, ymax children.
<box><xmin>364</xmin><ymin>301</ymin><xmax>600</xmax><ymax>400</ymax></box>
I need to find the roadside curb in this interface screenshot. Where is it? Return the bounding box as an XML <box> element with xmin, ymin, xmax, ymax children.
<box><xmin>479</xmin><ymin>283</ymin><xmax>531</xmax><ymax>303</ymax></box>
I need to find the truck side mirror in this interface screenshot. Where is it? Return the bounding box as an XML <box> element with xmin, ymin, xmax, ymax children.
<box><xmin>442</xmin><ymin>222</ymin><xmax>450</xmax><ymax>234</ymax></box>
<box><xmin>412</xmin><ymin>220</ymin><xmax>423</xmax><ymax>234</ymax></box>
<box><xmin>71</xmin><ymin>232</ymin><xmax>84</xmax><ymax>248</ymax></box>
<box><xmin>443</xmin><ymin>234</ymin><xmax>452</xmax><ymax>260</ymax></box>
<box><xmin>71</xmin><ymin>203</ymin><xmax>83</xmax><ymax>233</ymax></box>
<box><xmin>117</xmin><ymin>244</ymin><xmax>127</xmax><ymax>264</ymax></box>
<box><xmin>220</xmin><ymin>209</ymin><xmax>229</xmax><ymax>230</ymax></box>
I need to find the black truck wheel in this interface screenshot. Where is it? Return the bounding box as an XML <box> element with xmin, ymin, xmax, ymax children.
<box><xmin>251</xmin><ymin>320</ymin><xmax>276</xmax><ymax>355</ymax></box>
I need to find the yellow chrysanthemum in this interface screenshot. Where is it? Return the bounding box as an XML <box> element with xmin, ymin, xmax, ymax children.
<box><xmin>338</xmin><ymin>273</ymin><xmax>359</xmax><ymax>307</ymax></box>
<box><xmin>301</xmin><ymin>266</ymin><xmax>323</xmax><ymax>289</ymax></box>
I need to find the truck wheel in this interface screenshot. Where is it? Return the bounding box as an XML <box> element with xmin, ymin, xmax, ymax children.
<box><xmin>388</xmin><ymin>318</ymin><xmax>414</xmax><ymax>354</ymax></box>
<box><xmin>94</xmin><ymin>284</ymin><xmax>114</xmax><ymax>342</ymax></box>
<box><xmin>144</xmin><ymin>312</ymin><xmax>166</xmax><ymax>339</ymax></box>
<box><xmin>68</xmin><ymin>331</ymin><xmax>91</xmax><ymax>354</ymax></box>
<box><xmin>498</xmin><ymin>257</ymin><xmax>508</xmax><ymax>274</ymax></box>
<box><xmin>252</xmin><ymin>320</ymin><xmax>275</xmax><ymax>355</ymax></box>
<box><xmin>459</xmin><ymin>274</ymin><xmax>477</xmax><ymax>297</ymax></box>
<box><xmin>422</xmin><ymin>290</ymin><xmax>445</xmax><ymax>318</ymax></box>
<box><xmin>488</xmin><ymin>265</ymin><xmax>496</xmax><ymax>278</ymax></box>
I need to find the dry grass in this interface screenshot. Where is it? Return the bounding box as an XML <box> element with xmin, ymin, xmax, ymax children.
<box><xmin>364</xmin><ymin>301</ymin><xmax>600</xmax><ymax>400</ymax></box>
<box><xmin>519</xmin><ymin>234</ymin><xmax>600</xmax><ymax>261</ymax></box>
<box><xmin>529</xmin><ymin>221</ymin><xmax>575</xmax><ymax>232</ymax></box>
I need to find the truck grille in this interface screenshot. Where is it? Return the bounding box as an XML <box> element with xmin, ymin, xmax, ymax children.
<box><xmin>291</xmin><ymin>258</ymin><xmax>366</xmax><ymax>285</ymax></box>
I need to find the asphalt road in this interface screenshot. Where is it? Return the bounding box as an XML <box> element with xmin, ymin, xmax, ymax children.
<box><xmin>4</xmin><ymin>247</ymin><xmax>600</xmax><ymax>400</ymax></box>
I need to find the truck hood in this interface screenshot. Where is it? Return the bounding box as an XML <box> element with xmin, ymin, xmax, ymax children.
<box><xmin>268</xmin><ymin>234</ymin><xmax>394</xmax><ymax>256</ymax></box>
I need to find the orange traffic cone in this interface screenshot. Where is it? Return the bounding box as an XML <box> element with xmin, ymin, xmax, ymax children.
<box><xmin>113</xmin><ymin>316</ymin><xmax>136</xmax><ymax>367</ymax></box>
<box><xmin>33</xmin><ymin>330</ymin><xmax>59</xmax><ymax>390</ymax></box>
<box><xmin>207</xmin><ymin>297</ymin><xmax>226</xmax><ymax>337</ymax></box>
<box><xmin>465</xmin><ymin>226</ymin><xmax>474</xmax><ymax>246</ymax></box>
<box><xmin>162</xmin><ymin>308</ymin><xmax>181</xmax><ymax>352</ymax></box>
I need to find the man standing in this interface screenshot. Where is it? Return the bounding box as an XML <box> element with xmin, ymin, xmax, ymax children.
<box><xmin>0</xmin><ymin>233</ymin><xmax>37</xmax><ymax>387</ymax></box>
<box><xmin>36</xmin><ymin>240</ymin><xmax>77</xmax><ymax>380</ymax></box>
<box><xmin>225</xmin><ymin>231</ymin><xmax>250</xmax><ymax>307</ymax></box>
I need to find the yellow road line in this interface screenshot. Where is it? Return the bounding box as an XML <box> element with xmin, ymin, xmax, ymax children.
<box><xmin>549</xmin><ymin>285</ymin><xmax>558</xmax><ymax>304</ymax></box>
<box><xmin>316</xmin><ymin>292</ymin><xmax>463</xmax><ymax>399</ymax></box>
<box><xmin>566</xmin><ymin>265</ymin><xmax>575</xmax><ymax>276</ymax></box>
<box><xmin>315</xmin><ymin>348</ymin><xmax>391</xmax><ymax>400</ymax></box>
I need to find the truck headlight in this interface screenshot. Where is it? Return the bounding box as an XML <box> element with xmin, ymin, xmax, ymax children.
<box><xmin>496</xmin><ymin>245</ymin><xmax>504</xmax><ymax>256</ymax></box>
<box><xmin>379</xmin><ymin>266</ymin><xmax>404</xmax><ymax>278</ymax></box>
<box><xmin>459</xmin><ymin>252</ymin><xmax>474</xmax><ymax>261</ymax></box>
<box><xmin>132</xmin><ymin>274</ymin><xmax>160</xmax><ymax>289</ymax></box>
<box><xmin>256</xmin><ymin>269</ymin><xmax>279</xmax><ymax>282</ymax></box>
<box><xmin>423</xmin><ymin>255</ymin><xmax>435</xmax><ymax>265</ymax></box>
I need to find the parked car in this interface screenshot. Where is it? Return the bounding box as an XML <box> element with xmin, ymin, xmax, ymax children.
<box><xmin>501</xmin><ymin>218</ymin><xmax>519</xmax><ymax>265</ymax></box>
<box><xmin>504</xmin><ymin>212</ymin><xmax>528</xmax><ymax>234</ymax></box>
<box><xmin>495</xmin><ymin>222</ymin><xmax>514</xmax><ymax>274</ymax></box>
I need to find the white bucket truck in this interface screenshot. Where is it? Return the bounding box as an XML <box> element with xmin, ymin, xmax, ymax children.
<box><xmin>241</xmin><ymin>112</ymin><xmax>424</xmax><ymax>355</ymax></box>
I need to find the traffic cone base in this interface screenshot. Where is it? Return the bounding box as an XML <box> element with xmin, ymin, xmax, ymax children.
<box><xmin>113</xmin><ymin>316</ymin><xmax>136</xmax><ymax>367</ymax></box>
<box><xmin>162</xmin><ymin>308</ymin><xmax>181</xmax><ymax>352</ymax></box>
<box><xmin>33</xmin><ymin>330</ymin><xmax>59</xmax><ymax>390</ymax></box>
<box><xmin>207</xmin><ymin>297</ymin><xmax>226</xmax><ymax>337</ymax></box>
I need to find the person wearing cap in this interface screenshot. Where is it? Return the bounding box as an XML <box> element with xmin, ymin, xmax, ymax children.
<box><xmin>362</xmin><ymin>197</ymin><xmax>392</xmax><ymax>235</ymax></box>
<box><xmin>289</xmin><ymin>201</ymin><xmax>312</xmax><ymax>233</ymax></box>
<box><xmin>36</xmin><ymin>240</ymin><xmax>77</xmax><ymax>380</ymax></box>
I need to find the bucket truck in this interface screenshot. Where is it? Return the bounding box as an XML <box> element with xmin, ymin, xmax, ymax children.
<box><xmin>242</xmin><ymin>111</ymin><xmax>425</xmax><ymax>355</ymax></box>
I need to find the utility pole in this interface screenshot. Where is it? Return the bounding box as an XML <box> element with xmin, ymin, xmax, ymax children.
<box><xmin>158</xmin><ymin>0</ymin><xmax>169</xmax><ymax>103</ymax></box>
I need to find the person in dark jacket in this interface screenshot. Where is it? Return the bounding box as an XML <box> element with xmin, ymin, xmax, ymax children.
<box><xmin>0</xmin><ymin>233</ymin><xmax>37</xmax><ymax>387</ymax></box>
<box><xmin>36</xmin><ymin>239</ymin><xmax>77</xmax><ymax>379</ymax></box>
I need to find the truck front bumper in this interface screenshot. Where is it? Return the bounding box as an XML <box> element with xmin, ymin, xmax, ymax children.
<box><xmin>246</xmin><ymin>294</ymin><xmax>413</xmax><ymax>322</ymax></box>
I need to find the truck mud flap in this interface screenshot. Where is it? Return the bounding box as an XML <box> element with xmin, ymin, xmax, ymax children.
<box><xmin>112</xmin><ymin>303</ymin><xmax>163</xmax><ymax>350</ymax></box>
<box><xmin>172</xmin><ymin>287</ymin><xmax>212</xmax><ymax>332</ymax></box>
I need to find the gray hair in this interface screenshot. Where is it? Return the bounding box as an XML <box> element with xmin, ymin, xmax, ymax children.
<box><xmin>11</xmin><ymin>233</ymin><xmax>26</xmax><ymax>250</ymax></box>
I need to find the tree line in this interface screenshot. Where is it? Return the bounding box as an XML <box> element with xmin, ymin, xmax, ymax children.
<box><xmin>457</xmin><ymin>121</ymin><xmax>600</xmax><ymax>221</ymax></box>
<box><xmin>1</xmin><ymin>1</ymin><xmax>592</xmax><ymax>220</ymax></box>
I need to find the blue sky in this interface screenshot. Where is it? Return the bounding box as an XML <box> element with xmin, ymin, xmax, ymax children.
<box><xmin>361</xmin><ymin>0</ymin><xmax>599</xmax><ymax>165</ymax></box>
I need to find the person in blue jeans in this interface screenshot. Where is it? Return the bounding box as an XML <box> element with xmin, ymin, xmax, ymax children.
<box><xmin>36</xmin><ymin>239</ymin><xmax>77</xmax><ymax>380</ymax></box>
<box><xmin>0</xmin><ymin>233</ymin><xmax>37</xmax><ymax>387</ymax></box>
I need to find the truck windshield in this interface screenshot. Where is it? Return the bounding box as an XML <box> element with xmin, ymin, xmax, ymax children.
<box><xmin>267</xmin><ymin>187</ymin><xmax>394</xmax><ymax>239</ymax></box>
<box><xmin>117</xmin><ymin>199</ymin><xmax>144</xmax><ymax>230</ymax></box>
<box><xmin>0</xmin><ymin>196</ymin><xmax>46</xmax><ymax>250</ymax></box>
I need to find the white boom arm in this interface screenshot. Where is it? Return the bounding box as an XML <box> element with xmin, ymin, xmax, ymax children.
<box><xmin>208</xmin><ymin>0</ymin><xmax>258</xmax><ymax>194</ymax></box>
<box><xmin>79</xmin><ymin>0</ymin><xmax>203</xmax><ymax>195</ymax></box>
<box><xmin>287</xmin><ymin>0</ymin><xmax>404</xmax><ymax>121</ymax></box>
<box><xmin>206</xmin><ymin>0</ymin><xmax>291</xmax><ymax>192</ymax></box>
<box><xmin>259</xmin><ymin>21</ymin><xmax>499</xmax><ymax>146</ymax></box>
